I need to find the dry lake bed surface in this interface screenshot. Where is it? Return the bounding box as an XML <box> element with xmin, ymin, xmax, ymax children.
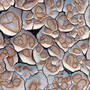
<box><xmin>0</xmin><ymin>0</ymin><xmax>89</xmax><ymax>90</ymax></box>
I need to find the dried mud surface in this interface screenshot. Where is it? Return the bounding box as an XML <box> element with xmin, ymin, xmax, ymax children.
<box><xmin>0</xmin><ymin>0</ymin><xmax>89</xmax><ymax>90</ymax></box>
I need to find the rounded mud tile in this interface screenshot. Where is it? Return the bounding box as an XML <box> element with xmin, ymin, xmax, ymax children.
<box><xmin>0</xmin><ymin>7</ymin><xmax>21</xmax><ymax>36</ymax></box>
<box><xmin>15</xmin><ymin>0</ymin><xmax>39</xmax><ymax>10</ymax></box>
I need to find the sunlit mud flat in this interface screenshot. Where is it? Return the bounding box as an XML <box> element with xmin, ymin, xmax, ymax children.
<box><xmin>0</xmin><ymin>0</ymin><xmax>89</xmax><ymax>90</ymax></box>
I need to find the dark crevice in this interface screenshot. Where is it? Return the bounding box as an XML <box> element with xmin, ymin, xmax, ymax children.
<box><xmin>29</xmin><ymin>27</ymin><xmax>42</xmax><ymax>38</ymax></box>
<box><xmin>64</xmin><ymin>67</ymin><xmax>73</xmax><ymax>74</ymax></box>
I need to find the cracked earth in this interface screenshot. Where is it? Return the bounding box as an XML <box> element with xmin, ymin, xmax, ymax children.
<box><xmin>0</xmin><ymin>0</ymin><xmax>89</xmax><ymax>90</ymax></box>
